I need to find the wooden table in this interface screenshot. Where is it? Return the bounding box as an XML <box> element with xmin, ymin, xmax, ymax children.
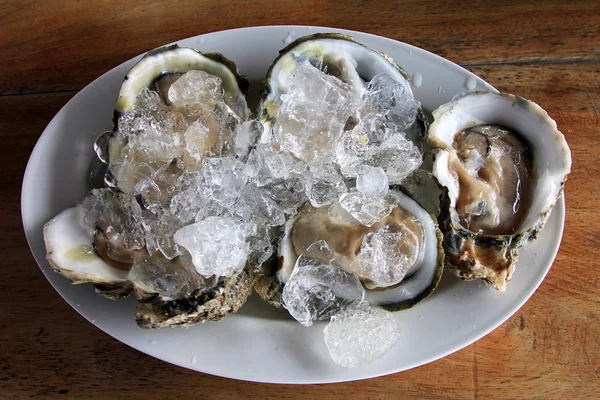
<box><xmin>2</xmin><ymin>1</ymin><xmax>599</xmax><ymax>398</ymax></box>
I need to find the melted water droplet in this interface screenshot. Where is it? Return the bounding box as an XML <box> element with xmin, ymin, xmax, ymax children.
<box><xmin>283</xmin><ymin>31</ymin><xmax>296</xmax><ymax>45</ymax></box>
<box><xmin>150</xmin><ymin>340</ymin><xmax>157</xmax><ymax>345</ymax></box>
<box><xmin>76</xmin><ymin>303</ymin><xmax>81</xmax><ymax>307</ymax></box>
<box><xmin>306</xmin><ymin>26</ymin><xmax>312</xmax><ymax>30</ymax></box>
<box><xmin>465</xmin><ymin>76</ymin><xmax>477</xmax><ymax>91</ymax></box>
<box><xmin>438</xmin><ymin>85</ymin><xmax>443</xmax><ymax>93</ymax></box>
<box><xmin>408</xmin><ymin>50</ymin><xmax>413</xmax><ymax>56</ymax></box>
<box><xmin>199</xmin><ymin>37</ymin><xmax>205</xmax><ymax>44</ymax></box>
<box><xmin>412</xmin><ymin>73</ymin><xmax>423</xmax><ymax>88</ymax></box>
<box><xmin>191</xmin><ymin>355</ymin><xmax>197</xmax><ymax>365</ymax></box>
<box><xmin>91</xmin><ymin>319</ymin><xmax>96</xmax><ymax>323</ymax></box>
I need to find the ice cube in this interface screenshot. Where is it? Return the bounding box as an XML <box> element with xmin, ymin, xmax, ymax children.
<box><xmin>339</xmin><ymin>191</ymin><xmax>394</xmax><ymax>227</ymax></box>
<box><xmin>351</xmin><ymin>225</ymin><xmax>420</xmax><ymax>287</ymax></box>
<box><xmin>142</xmin><ymin>210</ymin><xmax>184</xmax><ymax>260</ymax></box>
<box><xmin>281</xmin><ymin>261</ymin><xmax>365</xmax><ymax>327</ymax></box>
<box><xmin>202</xmin><ymin>156</ymin><xmax>247</xmax><ymax>197</ymax></box>
<box><xmin>244</xmin><ymin>148</ymin><xmax>263</xmax><ymax>178</ymax></box>
<box><xmin>273</xmin><ymin>62</ymin><xmax>357</xmax><ymax>164</ymax></box>
<box><xmin>169</xmin><ymin>183</ymin><xmax>211</xmax><ymax>224</ymax></box>
<box><xmin>141</xmin><ymin>161</ymin><xmax>184</xmax><ymax>206</ymax></box>
<box><xmin>263</xmin><ymin>149</ymin><xmax>299</xmax><ymax>180</ymax></box>
<box><xmin>107</xmin><ymin>157</ymin><xmax>155</xmax><ymax>196</ymax></box>
<box><xmin>335</xmin><ymin>118</ymin><xmax>422</xmax><ymax>184</ymax></box>
<box><xmin>356</xmin><ymin>165</ymin><xmax>388</xmax><ymax>197</ymax></box>
<box><xmin>119</xmin><ymin>89</ymin><xmax>187</xmax><ymax>165</ymax></box>
<box><xmin>262</xmin><ymin>178</ymin><xmax>307</xmax><ymax>215</ymax></box>
<box><xmin>323</xmin><ymin>302</ymin><xmax>401</xmax><ymax>368</ymax></box>
<box><xmin>128</xmin><ymin>252</ymin><xmax>207</xmax><ymax>299</ymax></box>
<box><xmin>365</xmin><ymin>73</ymin><xmax>420</xmax><ymax>131</ymax></box>
<box><xmin>327</xmin><ymin>201</ymin><xmax>361</xmax><ymax>227</ymax></box>
<box><xmin>173</xmin><ymin>216</ymin><xmax>249</xmax><ymax>277</ymax></box>
<box><xmin>234</xmin><ymin>120</ymin><xmax>263</xmax><ymax>159</ymax></box>
<box><xmin>246</xmin><ymin>224</ymin><xmax>275</xmax><ymax>268</ymax></box>
<box><xmin>168</xmin><ymin>70</ymin><xmax>224</xmax><ymax>109</ymax></box>
<box><xmin>182</xmin><ymin>119</ymin><xmax>211</xmax><ymax>166</ymax></box>
<box><xmin>306</xmin><ymin>179</ymin><xmax>340</xmax><ymax>208</ymax></box>
<box><xmin>81</xmin><ymin>189</ymin><xmax>145</xmax><ymax>250</ymax></box>
<box><xmin>366</xmin><ymin>134</ymin><xmax>422</xmax><ymax>184</ymax></box>
<box><xmin>237</xmin><ymin>184</ymin><xmax>285</xmax><ymax>227</ymax></box>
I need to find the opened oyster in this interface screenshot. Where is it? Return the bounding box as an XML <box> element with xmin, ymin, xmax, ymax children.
<box><xmin>255</xmin><ymin>191</ymin><xmax>443</xmax><ymax>312</ymax></box>
<box><xmin>429</xmin><ymin>91</ymin><xmax>571</xmax><ymax>291</ymax></box>
<box><xmin>44</xmin><ymin>45</ymin><xmax>257</xmax><ymax>328</ymax></box>
<box><xmin>253</xmin><ymin>33</ymin><xmax>443</xmax><ymax>318</ymax></box>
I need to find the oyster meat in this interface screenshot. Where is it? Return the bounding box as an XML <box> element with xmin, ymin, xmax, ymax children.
<box><xmin>429</xmin><ymin>91</ymin><xmax>571</xmax><ymax>291</ymax></box>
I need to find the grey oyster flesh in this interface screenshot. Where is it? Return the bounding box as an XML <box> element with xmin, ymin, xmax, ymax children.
<box><xmin>430</xmin><ymin>92</ymin><xmax>571</xmax><ymax>291</ymax></box>
<box><xmin>451</xmin><ymin>125</ymin><xmax>532</xmax><ymax>236</ymax></box>
<box><xmin>44</xmin><ymin>46</ymin><xmax>263</xmax><ymax>328</ymax></box>
<box><xmin>261</xmin><ymin>190</ymin><xmax>444</xmax><ymax>313</ymax></box>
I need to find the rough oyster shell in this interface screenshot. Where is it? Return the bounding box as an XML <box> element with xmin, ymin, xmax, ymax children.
<box><xmin>429</xmin><ymin>91</ymin><xmax>571</xmax><ymax>291</ymax></box>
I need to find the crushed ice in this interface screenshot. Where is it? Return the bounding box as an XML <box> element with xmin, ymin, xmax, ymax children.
<box><xmin>84</xmin><ymin>63</ymin><xmax>421</xmax><ymax>365</ymax></box>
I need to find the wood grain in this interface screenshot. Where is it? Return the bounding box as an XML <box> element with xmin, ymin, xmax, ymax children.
<box><xmin>1</xmin><ymin>0</ymin><xmax>599</xmax><ymax>95</ymax></box>
<box><xmin>1</xmin><ymin>1</ymin><xmax>599</xmax><ymax>399</ymax></box>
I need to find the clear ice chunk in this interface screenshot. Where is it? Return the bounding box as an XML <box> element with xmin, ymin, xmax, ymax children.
<box><xmin>182</xmin><ymin>119</ymin><xmax>211</xmax><ymax>166</ymax></box>
<box><xmin>365</xmin><ymin>73</ymin><xmax>420</xmax><ymax>131</ymax></box>
<box><xmin>119</xmin><ymin>89</ymin><xmax>187</xmax><ymax>165</ymax></box>
<box><xmin>203</xmin><ymin>156</ymin><xmax>247</xmax><ymax>197</ymax></box>
<box><xmin>169</xmin><ymin>183</ymin><xmax>211</xmax><ymax>224</ymax></box>
<box><xmin>323</xmin><ymin>302</ymin><xmax>401</xmax><ymax>368</ymax></box>
<box><xmin>339</xmin><ymin>191</ymin><xmax>394</xmax><ymax>227</ymax></box>
<box><xmin>168</xmin><ymin>70</ymin><xmax>224</xmax><ymax>109</ymax></box>
<box><xmin>281</xmin><ymin>259</ymin><xmax>365</xmax><ymax>327</ymax></box>
<box><xmin>236</xmin><ymin>184</ymin><xmax>285</xmax><ymax>227</ymax></box>
<box><xmin>369</xmin><ymin>134</ymin><xmax>422</xmax><ymax>184</ymax></box>
<box><xmin>142</xmin><ymin>209</ymin><xmax>184</xmax><ymax>260</ymax></box>
<box><xmin>263</xmin><ymin>148</ymin><xmax>300</xmax><ymax>180</ymax></box>
<box><xmin>244</xmin><ymin>148</ymin><xmax>263</xmax><ymax>179</ymax></box>
<box><xmin>246</xmin><ymin>224</ymin><xmax>275</xmax><ymax>268</ymax></box>
<box><xmin>107</xmin><ymin>157</ymin><xmax>155</xmax><ymax>196</ymax></box>
<box><xmin>273</xmin><ymin>62</ymin><xmax>357</xmax><ymax>164</ymax></box>
<box><xmin>262</xmin><ymin>178</ymin><xmax>307</xmax><ymax>215</ymax></box>
<box><xmin>306</xmin><ymin>179</ymin><xmax>340</xmax><ymax>208</ymax></box>
<box><xmin>141</xmin><ymin>161</ymin><xmax>184</xmax><ymax>206</ymax></box>
<box><xmin>356</xmin><ymin>165</ymin><xmax>389</xmax><ymax>197</ymax></box>
<box><xmin>327</xmin><ymin>201</ymin><xmax>361</xmax><ymax>227</ymax></box>
<box><xmin>81</xmin><ymin>189</ymin><xmax>145</xmax><ymax>250</ymax></box>
<box><xmin>351</xmin><ymin>226</ymin><xmax>420</xmax><ymax>287</ymax></box>
<box><xmin>128</xmin><ymin>252</ymin><xmax>207</xmax><ymax>299</ymax></box>
<box><xmin>335</xmin><ymin>122</ymin><xmax>422</xmax><ymax>184</ymax></box>
<box><xmin>173</xmin><ymin>216</ymin><xmax>249</xmax><ymax>278</ymax></box>
<box><xmin>234</xmin><ymin>120</ymin><xmax>263</xmax><ymax>159</ymax></box>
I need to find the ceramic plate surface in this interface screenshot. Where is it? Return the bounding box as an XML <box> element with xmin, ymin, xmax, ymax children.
<box><xmin>22</xmin><ymin>26</ymin><xmax>565</xmax><ymax>384</ymax></box>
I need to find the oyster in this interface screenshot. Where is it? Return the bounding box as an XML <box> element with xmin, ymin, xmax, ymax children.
<box><xmin>429</xmin><ymin>91</ymin><xmax>571</xmax><ymax>291</ymax></box>
<box><xmin>258</xmin><ymin>33</ymin><xmax>423</xmax><ymax>167</ymax></box>
<box><xmin>255</xmin><ymin>190</ymin><xmax>444</xmax><ymax>311</ymax></box>
<box><xmin>253</xmin><ymin>33</ymin><xmax>442</xmax><ymax>313</ymax></box>
<box><xmin>44</xmin><ymin>45</ymin><xmax>255</xmax><ymax>328</ymax></box>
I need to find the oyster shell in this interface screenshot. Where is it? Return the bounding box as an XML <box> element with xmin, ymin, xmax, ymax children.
<box><xmin>44</xmin><ymin>45</ymin><xmax>255</xmax><ymax>328</ymax></box>
<box><xmin>253</xmin><ymin>33</ymin><xmax>442</xmax><ymax>311</ymax></box>
<box><xmin>255</xmin><ymin>190</ymin><xmax>444</xmax><ymax>311</ymax></box>
<box><xmin>429</xmin><ymin>91</ymin><xmax>571</xmax><ymax>291</ymax></box>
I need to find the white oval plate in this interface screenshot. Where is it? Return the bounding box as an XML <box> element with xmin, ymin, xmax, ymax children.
<box><xmin>22</xmin><ymin>26</ymin><xmax>565</xmax><ymax>384</ymax></box>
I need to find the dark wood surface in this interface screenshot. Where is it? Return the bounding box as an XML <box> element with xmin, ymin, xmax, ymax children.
<box><xmin>1</xmin><ymin>1</ymin><xmax>599</xmax><ymax>398</ymax></box>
